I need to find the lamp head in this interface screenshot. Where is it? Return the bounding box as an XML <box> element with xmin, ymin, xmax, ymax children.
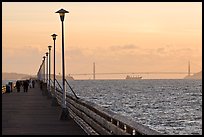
<box><xmin>48</xmin><ymin>45</ymin><xmax>52</xmax><ymax>50</ymax></box>
<box><xmin>51</xmin><ymin>34</ymin><xmax>57</xmax><ymax>40</ymax></box>
<box><xmin>56</xmin><ymin>8</ymin><xmax>69</xmax><ymax>22</ymax></box>
<box><xmin>46</xmin><ymin>52</ymin><xmax>48</xmax><ymax>56</ymax></box>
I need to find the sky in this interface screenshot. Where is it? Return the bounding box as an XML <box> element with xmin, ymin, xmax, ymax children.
<box><xmin>2</xmin><ymin>2</ymin><xmax>202</xmax><ymax>79</ymax></box>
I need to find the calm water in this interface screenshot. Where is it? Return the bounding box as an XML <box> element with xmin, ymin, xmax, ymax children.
<box><xmin>64</xmin><ymin>79</ymin><xmax>202</xmax><ymax>135</ymax></box>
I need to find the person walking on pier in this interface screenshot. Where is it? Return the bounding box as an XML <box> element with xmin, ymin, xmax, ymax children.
<box><xmin>23</xmin><ymin>80</ymin><xmax>29</xmax><ymax>92</ymax></box>
<box><xmin>6</xmin><ymin>84</ymin><xmax>11</xmax><ymax>93</ymax></box>
<box><xmin>29</xmin><ymin>79</ymin><xmax>32</xmax><ymax>88</ymax></box>
<box><xmin>32</xmin><ymin>80</ymin><xmax>35</xmax><ymax>88</ymax></box>
<box><xmin>16</xmin><ymin>81</ymin><xmax>21</xmax><ymax>92</ymax></box>
<box><xmin>40</xmin><ymin>81</ymin><xmax>43</xmax><ymax>90</ymax></box>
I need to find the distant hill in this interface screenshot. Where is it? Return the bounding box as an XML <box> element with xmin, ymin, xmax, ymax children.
<box><xmin>184</xmin><ymin>71</ymin><xmax>202</xmax><ymax>79</ymax></box>
<box><xmin>2</xmin><ymin>72</ymin><xmax>74</xmax><ymax>81</ymax></box>
<box><xmin>2</xmin><ymin>72</ymin><xmax>36</xmax><ymax>80</ymax></box>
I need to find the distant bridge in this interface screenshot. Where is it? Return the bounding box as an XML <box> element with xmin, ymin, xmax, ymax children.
<box><xmin>69</xmin><ymin>61</ymin><xmax>199</xmax><ymax>79</ymax></box>
<box><xmin>69</xmin><ymin>71</ymin><xmax>195</xmax><ymax>76</ymax></box>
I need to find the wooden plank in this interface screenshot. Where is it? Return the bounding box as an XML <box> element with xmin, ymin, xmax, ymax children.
<box><xmin>2</xmin><ymin>83</ymin><xmax>87</xmax><ymax>135</ymax></box>
<box><xmin>68</xmin><ymin>107</ymin><xmax>99</xmax><ymax>135</ymax></box>
<box><xmin>68</xmin><ymin>102</ymin><xmax>111</xmax><ymax>135</ymax></box>
<box><xmin>67</xmin><ymin>97</ymin><xmax>130</xmax><ymax>135</ymax></box>
<box><xmin>113</xmin><ymin>114</ymin><xmax>161</xmax><ymax>135</ymax></box>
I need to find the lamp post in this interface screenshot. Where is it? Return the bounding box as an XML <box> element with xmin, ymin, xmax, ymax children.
<box><xmin>41</xmin><ymin>56</ymin><xmax>46</xmax><ymax>96</ymax></box>
<box><xmin>46</xmin><ymin>52</ymin><xmax>49</xmax><ymax>95</ymax></box>
<box><xmin>40</xmin><ymin>59</ymin><xmax>44</xmax><ymax>81</ymax></box>
<box><xmin>51</xmin><ymin>34</ymin><xmax>58</xmax><ymax>106</ymax></box>
<box><xmin>56</xmin><ymin>8</ymin><xmax>70</xmax><ymax>120</ymax></box>
<box><xmin>48</xmin><ymin>46</ymin><xmax>52</xmax><ymax>98</ymax></box>
<box><xmin>43</xmin><ymin>56</ymin><xmax>46</xmax><ymax>83</ymax></box>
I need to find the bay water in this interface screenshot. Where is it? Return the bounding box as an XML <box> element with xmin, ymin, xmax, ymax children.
<box><xmin>64</xmin><ymin>79</ymin><xmax>202</xmax><ymax>135</ymax></box>
<box><xmin>2</xmin><ymin>79</ymin><xmax>202</xmax><ymax>135</ymax></box>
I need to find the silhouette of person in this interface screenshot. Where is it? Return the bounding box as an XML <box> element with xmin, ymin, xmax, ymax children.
<box><xmin>16</xmin><ymin>80</ymin><xmax>21</xmax><ymax>92</ymax></box>
<box><xmin>32</xmin><ymin>80</ymin><xmax>35</xmax><ymax>88</ymax></box>
<box><xmin>6</xmin><ymin>84</ymin><xmax>11</xmax><ymax>93</ymax></box>
<box><xmin>29</xmin><ymin>79</ymin><xmax>32</xmax><ymax>88</ymax></box>
<box><xmin>40</xmin><ymin>81</ymin><xmax>43</xmax><ymax>90</ymax></box>
<box><xmin>23</xmin><ymin>80</ymin><xmax>29</xmax><ymax>92</ymax></box>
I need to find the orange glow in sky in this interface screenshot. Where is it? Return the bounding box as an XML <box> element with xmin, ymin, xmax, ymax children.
<box><xmin>2</xmin><ymin>2</ymin><xmax>202</xmax><ymax>79</ymax></box>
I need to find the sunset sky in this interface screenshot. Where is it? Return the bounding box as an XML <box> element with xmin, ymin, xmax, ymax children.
<box><xmin>2</xmin><ymin>2</ymin><xmax>202</xmax><ymax>79</ymax></box>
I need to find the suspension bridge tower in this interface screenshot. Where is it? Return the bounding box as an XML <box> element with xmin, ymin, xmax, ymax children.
<box><xmin>93</xmin><ymin>62</ymin><xmax>95</xmax><ymax>80</ymax></box>
<box><xmin>188</xmin><ymin>60</ymin><xmax>191</xmax><ymax>76</ymax></box>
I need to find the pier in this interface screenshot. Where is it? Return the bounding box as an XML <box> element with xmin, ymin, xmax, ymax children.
<box><xmin>2</xmin><ymin>80</ymin><xmax>162</xmax><ymax>135</ymax></box>
<box><xmin>2</xmin><ymin>82</ymin><xmax>86</xmax><ymax>135</ymax></box>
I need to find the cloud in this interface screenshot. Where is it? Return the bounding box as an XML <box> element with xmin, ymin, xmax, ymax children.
<box><xmin>2</xmin><ymin>46</ymin><xmax>42</xmax><ymax>74</ymax></box>
<box><xmin>157</xmin><ymin>48</ymin><xmax>166</xmax><ymax>54</ymax></box>
<box><xmin>66</xmin><ymin>47</ymin><xmax>84</xmax><ymax>57</ymax></box>
<box><xmin>58</xmin><ymin>44</ymin><xmax>201</xmax><ymax>75</ymax></box>
<box><xmin>110</xmin><ymin>44</ymin><xmax>139</xmax><ymax>51</ymax></box>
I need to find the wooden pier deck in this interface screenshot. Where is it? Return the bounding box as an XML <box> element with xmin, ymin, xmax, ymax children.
<box><xmin>2</xmin><ymin>84</ymin><xmax>87</xmax><ymax>135</ymax></box>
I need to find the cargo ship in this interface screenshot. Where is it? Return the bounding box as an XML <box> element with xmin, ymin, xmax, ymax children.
<box><xmin>125</xmin><ymin>75</ymin><xmax>142</xmax><ymax>80</ymax></box>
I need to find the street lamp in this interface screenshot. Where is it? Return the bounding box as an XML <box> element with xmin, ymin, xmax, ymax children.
<box><xmin>40</xmin><ymin>59</ymin><xmax>44</xmax><ymax>81</ymax></box>
<box><xmin>48</xmin><ymin>46</ymin><xmax>52</xmax><ymax>98</ymax></box>
<box><xmin>46</xmin><ymin>52</ymin><xmax>49</xmax><ymax>94</ymax></box>
<box><xmin>51</xmin><ymin>34</ymin><xmax>58</xmax><ymax>106</ymax></box>
<box><xmin>56</xmin><ymin>8</ymin><xmax>70</xmax><ymax>120</ymax></box>
<box><xmin>43</xmin><ymin>56</ymin><xmax>46</xmax><ymax>82</ymax></box>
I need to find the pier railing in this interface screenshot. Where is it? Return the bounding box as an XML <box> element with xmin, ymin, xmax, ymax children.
<box><xmin>45</xmin><ymin>80</ymin><xmax>162</xmax><ymax>135</ymax></box>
